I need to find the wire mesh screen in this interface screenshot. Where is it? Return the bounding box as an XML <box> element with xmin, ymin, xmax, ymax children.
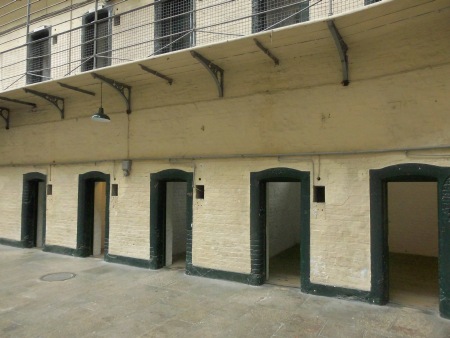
<box><xmin>0</xmin><ymin>0</ymin><xmax>384</xmax><ymax>91</ymax></box>
<box><xmin>252</xmin><ymin>0</ymin><xmax>309</xmax><ymax>33</ymax></box>
<box><xmin>81</xmin><ymin>9</ymin><xmax>111</xmax><ymax>71</ymax></box>
<box><xmin>109</xmin><ymin>5</ymin><xmax>153</xmax><ymax>66</ymax></box>
<box><xmin>154</xmin><ymin>0</ymin><xmax>194</xmax><ymax>55</ymax></box>
<box><xmin>27</xmin><ymin>28</ymin><xmax>50</xmax><ymax>84</ymax></box>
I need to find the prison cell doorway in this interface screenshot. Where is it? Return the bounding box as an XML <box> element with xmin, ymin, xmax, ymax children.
<box><xmin>77</xmin><ymin>172</ymin><xmax>110</xmax><ymax>258</ymax></box>
<box><xmin>265</xmin><ymin>182</ymin><xmax>301</xmax><ymax>287</ymax></box>
<box><xmin>150</xmin><ymin>169</ymin><xmax>193</xmax><ymax>270</ymax></box>
<box><xmin>21</xmin><ymin>173</ymin><xmax>46</xmax><ymax>248</ymax></box>
<box><xmin>387</xmin><ymin>182</ymin><xmax>439</xmax><ymax>310</ymax></box>
<box><xmin>250</xmin><ymin>168</ymin><xmax>310</xmax><ymax>288</ymax></box>
<box><xmin>371</xmin><ymin>164</ymin><xmax>450</xmax><ymax>318</ymax></box>
<box><xmin>165</xmin><ymin>182</ymin><xmax>188</xmax><ymax>269</ymax></box>
<box><xmin>92</xmin><ymin>181</ymin><xmax>107</xmax><ymax>257</ymax></box>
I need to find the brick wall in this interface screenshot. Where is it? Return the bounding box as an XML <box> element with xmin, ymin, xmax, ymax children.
<box><xmin>2</xmin><ymin>153</ymin><xmax>450</xmax><ymax>290</ymax></box>
<box><xmin>0</xmin><ymin>0</ymin><xmax>448</xmax><ymax>293</ymax></box>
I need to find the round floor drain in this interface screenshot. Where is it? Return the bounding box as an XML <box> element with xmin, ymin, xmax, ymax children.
<box><xmin>40</xmin><ymin>272</ymin><xmax>76</xmax><ymax>282</ymax></box>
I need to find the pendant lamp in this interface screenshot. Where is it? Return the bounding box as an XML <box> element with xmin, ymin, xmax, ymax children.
<box><xmin>91</xmin><ymin>82</ymin><xmax>110</xmax><ymax>122</ymax></box>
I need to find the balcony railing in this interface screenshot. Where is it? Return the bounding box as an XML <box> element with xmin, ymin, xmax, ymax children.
<box><xmin>0</xmin><ymin>0</ymin><xmax>382</xmax><ymax>92</ymax></box>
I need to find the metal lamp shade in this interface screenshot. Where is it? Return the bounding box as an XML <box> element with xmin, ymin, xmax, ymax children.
<box><xmin>91</xmin><ymin>107</ymin><xmax>110</xmax><ymax>122</ymax></box>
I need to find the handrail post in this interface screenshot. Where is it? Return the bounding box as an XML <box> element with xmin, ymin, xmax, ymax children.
<box><xmin>93</xmin><ymin>0</ymin><xmax>98</xmax><ymax>70</ymax></box>
<box><xmin>328</xmin><ymin>0</ymin><xmax>333</xmax><ymax>16</ymax></box>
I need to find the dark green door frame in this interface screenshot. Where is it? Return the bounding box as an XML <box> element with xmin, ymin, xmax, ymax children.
<box><xmin>250</xmin><ymin>167</ymin><xmax>310</xmax><ymax>287</ymax></box>
<box><xmin>150</xmin><ymin>169</ymin><xmax>193</xmax><ymax>270</ymax></box>
<box><xmin>370</xmin><ymin>163</ymin><xmax>450</xmax><ymax>318</ymax></box>
<box><xmin>21</xmin><ymin>172</ymin><xmax>47</xmax><ymax>248</ymax></box>
<box><xmin>76</xmin><ymin>171</ymin><xmax>110</xmax><ymax>258</ymax></box>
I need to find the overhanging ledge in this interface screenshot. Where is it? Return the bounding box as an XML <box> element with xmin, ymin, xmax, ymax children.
<box><xmin>0</xmin><ymin>0</ymin><xmax>444</xmax><ymax>121</ymax></box>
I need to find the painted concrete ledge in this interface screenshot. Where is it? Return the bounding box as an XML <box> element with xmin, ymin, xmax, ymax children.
<box><xmin>104</xmin><ymin>253</ymin><xmax>150</xmax><ymax>269</ymax></box>
<box><xmin>0</xmin><ymin>237</ymin><xmax>24</xmax><ymax>248</ymax></box>
<box><xmin>186</xmin><ymin>265</ymin><xmax>260</xmax><ymax>285</ymax></box>
<box><xmin>303</xmin><ymin>282</ymin><xmax>375</xmax><ymax>304</ymax></box>
<box><xmin>43</xmin><ymin>244</ymin><xmax>76</xmax><ymax>256</ymax></box>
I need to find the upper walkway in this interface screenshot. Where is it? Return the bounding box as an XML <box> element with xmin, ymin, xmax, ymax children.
<box><xmin>0</xmin><ymin>0</ymin><xmax>383</xmax><ymax>92</ymax></box>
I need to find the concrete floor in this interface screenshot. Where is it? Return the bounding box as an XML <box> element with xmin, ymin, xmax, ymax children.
<box><xmin>390</xmin><ymin>253</ymin><xmax>439</xmax><ymax>311</ymax></box>
<box><xmin>268</xmin><ymin>245</ymin><xmax>300</xmax><ymax>288</ymax></box>
<box><xmin>1</xmin><ymin>245</ymin><xmax>450</xmax><ymax>337</ymax></box>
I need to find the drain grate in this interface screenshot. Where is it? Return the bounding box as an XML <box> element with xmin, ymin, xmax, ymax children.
<box><xmin>40</xmin><ymin>272</ymin><xmax>76</xmax><ymax>282</ymax></box>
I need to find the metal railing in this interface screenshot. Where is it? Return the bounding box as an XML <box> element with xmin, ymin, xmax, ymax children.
<box><xmin>0</xmin><ymin>0</ymin><xmax>382</xmax><ymax>91</ymax></box>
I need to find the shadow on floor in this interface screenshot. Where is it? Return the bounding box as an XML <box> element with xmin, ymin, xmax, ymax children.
<box><xmin>166</xmin><ymin>252</ymin><xmax>186</xmax><ymax>270</ymax></box>
<box><xmin>268</xmin><ymin>244</ymin><xmax>300</xmax><ymax>288</ymax></box>
<box><xmin>389</xmin><ymin>252</ymin><xmax>439</xmax><ymax>311</ymax></box>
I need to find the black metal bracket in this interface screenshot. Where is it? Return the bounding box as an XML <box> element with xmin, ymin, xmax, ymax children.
<box><xmin>92</xmin><ymin>73</ymin><xmax>132</xmax><ymax>114</ymax></box>
<box><xmin>24</xmin><ymin>89</ymin><xmax>65</xmax><ymax>119</ymax></box>
<box><xmin>139</xmin><ymin>64</ymin><xmax>173</xmax><ymax>85</ymax></box>
<box><xmin>191</xmin><ymin>51</ymin><xmax>224</xmax><ymax>97</ymax></box>
<box><xmin>254</xmin><ymin>39</ymin><xmax>279</xmax><ymax>66</ymax></box>
<box><xmin>0</xmin><ymin>107</ymin><xmax>10</xmax><ymax>130</ymax></box>
<box><xmin>0</xmin><ymin>96</ymin><xmax>36</xmax><ymax>109</ymax></box>
<box><xmin>58</xmin><ymin>82</ymin><xmax>95</xmax><ymax>96</ymax></box>
<box><xmin>327</xmin><ymin>20</ymin><xmax>349</xmax><ymax>86</ymax></box>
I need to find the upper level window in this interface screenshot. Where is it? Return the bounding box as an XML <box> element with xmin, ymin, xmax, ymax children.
<box><xmin>365</xmin><ymin>0</ymin><xmax>381</xmax><ymax>4</ymax></box>
<box><xmin>27</xmin><ymin>27</ymin><xmax>51</xmax><ymax>84</ymax></box>
<box><xmin>154</xmin><ymin>0</ymin><xmax>194</xmax><ymax>55</ymax></box>
<box><xmin>253</xmin><ymin>0</ymin><xmax>309</xmax><ymax>33</ymax></box>
<box><xmin>82</xmin><ymin>9</ymin><xmax>111</xmax><ymax>72</ymax></box>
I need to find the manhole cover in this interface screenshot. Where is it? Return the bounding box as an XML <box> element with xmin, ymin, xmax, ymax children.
<box><xmin>40</xmin><ymin>272</ymin><xmax>76</xmax><ymax>282</ymax></box>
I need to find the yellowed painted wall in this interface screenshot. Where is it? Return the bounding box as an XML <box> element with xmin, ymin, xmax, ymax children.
<box><xmin>3</xmin><ymin>153</ymin><xmax>450</xmax><ymax>290</ymax></box>
<box><xmin>0</xmin><ymin>167</ymin><xmax>44</xmax><ymax>240</ymax></box>
<box><xmin>0</xmin><ymin>0</ymin><xmax>448</xmax><ymax>293</ymax></box>
<box><xmin>1</xmin><ymin>62</ymin><xmax>448</xmax><ymax>164</ymax></box>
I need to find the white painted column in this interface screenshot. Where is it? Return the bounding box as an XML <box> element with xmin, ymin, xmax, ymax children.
<box><xmin>93</xmin><ymin>182</ymin><xmax>106</xmax><ymax>256</ymax></box>
<box><xmin>36</xmin><ymin>182</ymin><xmax>45</xmax><ymax>248</ymax></box>
<box><xmin>165</xmin><ymin>183</ymin><xmax>173</xmax><ymax>266</ymax></box>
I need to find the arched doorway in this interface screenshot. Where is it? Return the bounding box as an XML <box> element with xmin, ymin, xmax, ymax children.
<box><xmin>21</xmin><ymin>172</ymin><xmax>46</xmax><ymax>248</ymax></box>
<box><xmin>250</xmin><ymin>167</ymin><xmax>310</xmax><ymax>288</ymax></box>
<box><xmin>76</xmin><ymin>171</ymin><xmax>110</xmax><ymax>258</ymax></box>
<box><xmin>150</xmin><ymin>169</ymin><xmax>193</xmax><ymax>270</ymax></box>
<box><xmin>370</xmin><ymin>163</ymin><xmax>450</xmax><ymax>318</ymax></box>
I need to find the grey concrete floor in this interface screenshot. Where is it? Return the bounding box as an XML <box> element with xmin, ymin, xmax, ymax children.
<box><xmin>1</xmin><ymin>245</ymin><xmax>450</xmax><ymax>338</ymax></box>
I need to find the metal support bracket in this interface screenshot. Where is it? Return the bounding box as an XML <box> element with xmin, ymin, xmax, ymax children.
<box><xmin>254</xmin><ymin>39</ymin><xmax>279</xmax><ymax>66</ymax></box>
<box><xmin>0</xmin><ymin>96</ymin><xmax>36</xmax><ymax>109</ymax></box>
<box><xmin>24</xmin><ymin>89</ymin><xmax>65</xmax><ymax>119</ymax></box>
<box><xmin>92</xmin><ymin>73</ymin><xmax>132</xmax><ymax>114</ymax></box>
<box><xmin>327</xmin><ymin>20</ymin><xmax>349</xmax><ymax>86</ymax></box>
<box><xmin>191</xmin><ymin>51</ymin><xmax>224</xmax><ymax>97</ymax></box>
<box><xmin>58</xmin><ymin>82</ymin><xmax>95</xmax><ymax>96</ymax></box>
<box><xmin>0</xmin><ymin>107</ymin><xmax>10</xmax><ymax>130</ymax></box>
<box><xmin>139</xmin><ymin>64</ymin><xmax>173</xmax><ymax>85</ymax></box>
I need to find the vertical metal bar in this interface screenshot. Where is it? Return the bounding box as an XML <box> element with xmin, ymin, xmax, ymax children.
<box><xmin>0</xmin><ymin>53</ymin><xmax>2</xmax><ymax>90</ymax></box>
<box><xmin>93</xmin><ymin>0</ymin><xmax>98</xmax><ymax>69</ymax></box>
<box><xmin>25</xmin><ymin>0</ymin><xmax>31</xmax><ymax>81</ymax></box>
<box><xmin>328</xmin><ymin>0</ymin><xmax>333</xmax><ymax>16</ymax></box>
<box><xmin>26</xmin><ymin>0</ymin><xmax>31</xmax><ymax>36</ymax></box>
<box><xmin>191</xmin><ymin>0</ymin><xmax>195</xmax><ymax>47</ymax></box>
<box><xmin>68</xmin><ymin>0</ymin><xmax>73</xmax><ymax>75</ymax></box>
